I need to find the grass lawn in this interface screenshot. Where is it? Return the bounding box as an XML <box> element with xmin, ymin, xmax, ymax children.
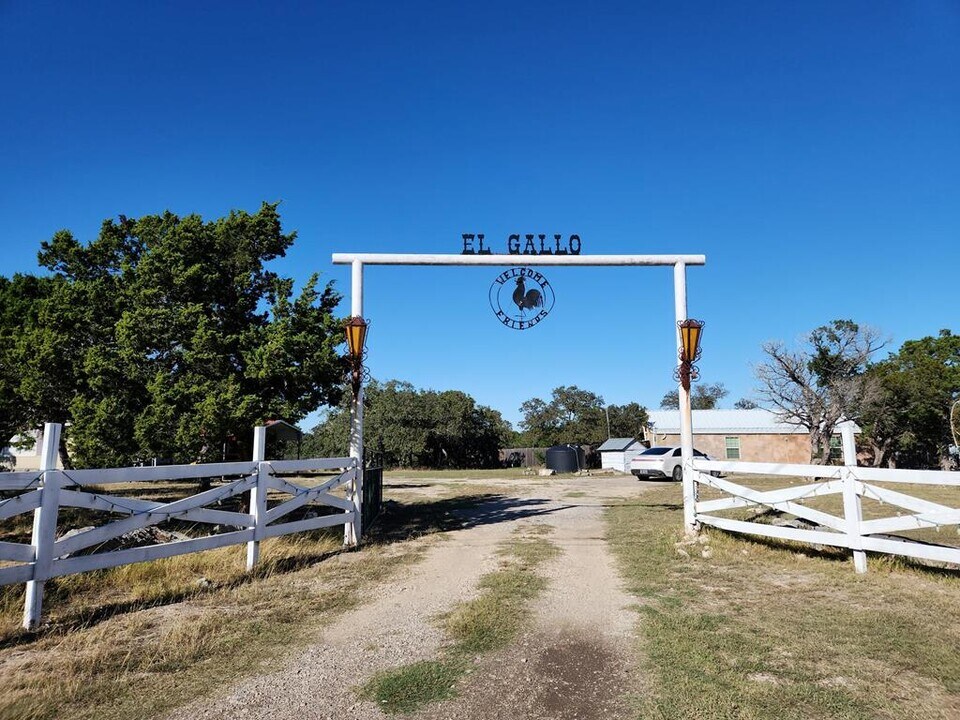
<box><xmin>607</xmin><ymin>482</ymin><xmax>960</xmax><ymax>719</ymax></box>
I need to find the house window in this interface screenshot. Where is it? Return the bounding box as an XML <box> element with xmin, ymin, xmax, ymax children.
<box><xmin>725</xmin><ymin>436</ymin><xmax>741</xmax><ymax>460</ymax></box>
<box><xmin>829</xmin><ymin>436</ymin><xmax>842</xmax><ymax>462</ymax></box>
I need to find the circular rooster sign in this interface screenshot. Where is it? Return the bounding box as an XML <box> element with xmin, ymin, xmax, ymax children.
<box><xmin>488</xmin><ymin>267</ymin><xmax>556</xmax><ymax>330</ymax></box>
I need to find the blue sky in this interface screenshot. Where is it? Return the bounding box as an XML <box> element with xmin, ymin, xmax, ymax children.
<box><xmin>1</xmin><ymin>1</ymin><xmax>958</xmax><ymax>428</ymax></box>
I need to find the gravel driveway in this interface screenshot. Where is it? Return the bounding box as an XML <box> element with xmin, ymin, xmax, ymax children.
<box><xmin>166</xmin><ymin>472</ymin><xmax>660</xmax><ymax>720</ymax></box>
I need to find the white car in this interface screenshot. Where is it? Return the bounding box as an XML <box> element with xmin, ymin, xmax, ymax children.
<box><xmin>629</xmin><ymin>446</ymin><xmax>719</xmax><ymax>481</ymax></box>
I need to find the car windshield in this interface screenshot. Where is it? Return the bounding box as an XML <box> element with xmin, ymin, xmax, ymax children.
<box><xmin>639</xmin><ymin>447</ymin><xmax>672</xmax><ymax>456</ymax></box>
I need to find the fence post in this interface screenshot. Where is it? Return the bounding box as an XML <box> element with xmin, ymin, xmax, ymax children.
<box><xmin>344</xmin><ymin>459</ymin><xmax>363</xmax><ymax>546</ymax></box>
<box><xmin>353</xmin><ymin>460</ymin><xmax>364</xmax><ymax>542</ymax></box>
<box><xmin>22</xmin><ymin>423</ymin><xmax>63</xmax><ymax>630</ymax></box>
<box><xmin>246</xmin><ymin>426</ymin><xmax>267</xmax><ymax>572</ymax></box>
<box><xmin>840</xmin><ymin>422</ymin><xmax>867</xmax><ymax>574</ymax></box>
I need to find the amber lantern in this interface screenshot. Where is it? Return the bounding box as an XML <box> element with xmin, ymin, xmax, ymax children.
<box><xmin>675</xmin><ymin>319</ymin><xmax>704</xmax><ymax>390</ymax></box>
<box><xmin>344</xmin><ymin>316</ymin><xmax>369</xmax><ymax>395</ymax></box>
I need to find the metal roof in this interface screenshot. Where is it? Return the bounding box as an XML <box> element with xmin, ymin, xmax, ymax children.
<box><xmin>597</xmin><ymin>437</ymin><xmax>639</xmax><ymax>452</ymax></box>
<box><xmin>647</xmin><ymin>409</ymin><xmax>808</xmax><ymax>435</ymax></box>
<box><xmin>264</xmin><ymin>419</ymin><xmax>303</xmax><ymax>442</ymax></box>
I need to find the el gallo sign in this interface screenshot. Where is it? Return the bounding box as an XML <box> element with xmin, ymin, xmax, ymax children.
<box><xmin>461</xmin><ymin>233</ymin><xmax>582</xmax><ymax>255</ymax></box>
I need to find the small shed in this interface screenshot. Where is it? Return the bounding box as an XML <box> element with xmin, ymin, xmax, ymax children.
<box><xmin>264</xmin><ymin>419</ymin><xmax>303</xmax><ymax>459</ymax></box>
<box><xmin>597</xmin><ymin>437</ymin><xmax>644</xmax><ymax>473</ymax></box>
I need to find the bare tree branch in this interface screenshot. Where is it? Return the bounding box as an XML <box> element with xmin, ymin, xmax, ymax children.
<box><xmin>755</xmin><ymin>320</ymin><xmax>886</xmax><ymax>463</ymax></box>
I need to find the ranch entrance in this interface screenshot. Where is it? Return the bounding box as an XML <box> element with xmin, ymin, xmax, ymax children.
<box><xmin>1</xmin><ymin>251</ymin><xmax>707</xmax><ymax>630</ymax></box>
<box><xmin>5</xmin><ymin>249</ymin><xmax>959</xmax><ymax>637</ymax></box>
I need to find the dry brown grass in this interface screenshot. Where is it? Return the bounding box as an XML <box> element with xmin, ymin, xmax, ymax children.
<box><xmin>0</xmin><ymin>475</ymin><xmax>515</xmax><ymax>720</ymax></box>
<box><xmin>0</xmin><ymin>477</ymin><xmax>473</xmax><ymax>720</ymax></box>
<box><xmin>607</xmin><ymin>483</ymin><xmax>960</xmax><ymax>719</ymax></box>
<box><xmin>0</xmin><ymin>528</ymin><xmax>431</xmax><ymax>720</ymax></box>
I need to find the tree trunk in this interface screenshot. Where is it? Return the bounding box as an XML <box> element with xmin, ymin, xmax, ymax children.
<box><xmin>819</xmin><ymin>436</ymin><xmax>833</xmax><ymax>465</ymax></box>
<box><xmin>58</xmin><ymin>434</ymin><xmax>73</xmax><ymax>470</ymax></box>
<box><xmin>808</xmin><ymin>428</ymin><xmax>830</xmax><ymax>465</ymax></box>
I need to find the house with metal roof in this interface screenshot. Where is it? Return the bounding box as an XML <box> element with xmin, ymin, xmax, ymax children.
<box><xmin>645</xmin><ymin>409</ymin><xmax>859</xmax><ymax>464</ymax></box>
<box><xmin>596</xmin><ymin>437</ymin><xmax>645</xmax><ymax>473</ymax></box>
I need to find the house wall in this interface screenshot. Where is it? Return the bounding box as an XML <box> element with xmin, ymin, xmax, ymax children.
<box><xmin>5</xmin><ymin>430</ymin><xmax>65</xmax><ymax>471</ymax></box>
<box><xmin>656</xmin><ymin>433</ymin><xmax>811</xmax><ymax>463</ymax></box>
<box><xmin>12</xmin><ymin>454</ymin><xmax>65</xmax><ymax>471</ymax></box>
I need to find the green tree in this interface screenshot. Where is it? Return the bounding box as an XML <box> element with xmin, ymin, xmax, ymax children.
<box><xmin>519</xmin><ymin>385</ymin><xmax>603</xmax><ymax>446</ymax></box>
<box><xmin>734</xmin><ymin>398</ymin><xmax>759</xmax><ymax>410</ymax></box>
<box><xmin>659</xmin><ymin>382</ymin><xmax>729</xmax><ymax>410</ymax></box>
<box><xmin>606</xmin><ymin>402</ymin><xmax>649</xmax><ymax>439</ymax></box>
<box><xmin>518</xmin><ymin>386</ymin><xmax>646</xmax><ymax>446</ymax></box>
<box><xmin>860</xmin><ymin>330</ymin><xmax>960</xmax><ymax>469</ymax></box>
<box><xmin>3</xmin><ymin>203</ymin><xmax>345</xmax><ymax>467</ymax></box>
<box><xmin>0</xmin><ymin>274</ymin><xmax>53</xmax><ymax>449</ymax></box>
<box><xmin>517</xmin><ymin>397</ymin><xmax>556</xmax><ymax>446</ymax></box>
<box><xmin>756</xmin><ymin>319</ymin><xmax>885</xmax><ymax>464</ymax></box>
<box><xmin>303</xmin><ymin>380</ymin><xmax>512</xmax><ymax>469</ymax></box>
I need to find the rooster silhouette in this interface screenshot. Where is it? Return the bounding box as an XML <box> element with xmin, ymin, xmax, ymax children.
<box><xmin>512</xmin><ymin>277</ymin><xmax>543</xmax><ymax>314</ymax></box>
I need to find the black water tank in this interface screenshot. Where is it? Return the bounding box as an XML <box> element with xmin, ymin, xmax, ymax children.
<box><xmin>545</xmin><ymin>444</ymin><xmax>584</xmax><ymax>473</ymax></box>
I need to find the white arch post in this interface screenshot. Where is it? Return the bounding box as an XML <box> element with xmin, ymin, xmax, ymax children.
<box><xmin>332</xmin><ymin>252</ymin><xmax>706</xmax><ymax>539</ymax></box>
<box><xmin>674</xmin><ymin>262</ymin><xmax>697</xmax><ymax>533</ymax></box>
<box><xmin>343</xmin><ymin>259</ymin><xmax>365</xmax><ymax>546</ymax></box>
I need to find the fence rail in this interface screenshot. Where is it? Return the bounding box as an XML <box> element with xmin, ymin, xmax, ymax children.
<box><xmin>1</xmin><ymin>423</ymin><xmax>365</xmax><ymax>629</ymax></box>
<box><xmin>688</xmin><ymin>425</ymin><xmax>960</xmax><ymax>572</ymax></box>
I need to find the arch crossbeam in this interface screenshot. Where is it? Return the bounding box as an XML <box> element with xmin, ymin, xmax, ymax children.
<box><xmin>332</xmin><ymin>253</ymin><xmax>705</xmax><ymax>266</ymax></box>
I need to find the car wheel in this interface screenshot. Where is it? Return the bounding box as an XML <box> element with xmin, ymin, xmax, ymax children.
<box><xmin>671</xmin><ymin>465</ymin><xmax>683</xmax><ymax>482</ymax></box>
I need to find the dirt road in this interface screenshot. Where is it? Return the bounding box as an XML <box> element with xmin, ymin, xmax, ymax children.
<box><xmin>167</xmin><ymin>472</ymin><xmax>658</xmax><ymax>720</ymax></box>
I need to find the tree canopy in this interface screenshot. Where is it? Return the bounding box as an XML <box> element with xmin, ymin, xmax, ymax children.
<box><xmin>0</xmin><ymin>203</ymin><xmax>345</xmax><ymax>467</ymax></box>
<box><xmin>303</xmin><ymin>380</ymin><xmax>513</xmax><ymax>468</ymax></box>
<box><xmin>660</xmin><ymin>382</ymin><xmax>728</xmax><ymax>410</ymax></box>
<box><xmin>860</xmin><ymin>330</ymin><xmax>960</xmax><ymax>469</ymax></box>
<box><xmin>518</xmin><ymin>385</ymin><xmax>648</xmax><ymax>446</ymax></box>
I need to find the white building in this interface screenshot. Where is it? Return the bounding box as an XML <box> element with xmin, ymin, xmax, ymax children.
<box><xmin>3</xmin><ymin>429</ymin><xmax>63</xmax><ymax>471</ymax></box>
<box><xmin>596</xmin><ymin>437</ymin><xmax>645</xmax><ymax>473</ymax></box>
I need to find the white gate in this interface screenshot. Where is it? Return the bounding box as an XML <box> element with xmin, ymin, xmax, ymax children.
<box><xmin>688</xmin><ymin>425</ymin><xmax>960</xmax><ymax>572</ymax></box>
<box><xmin>1</xmin><ymin>423</ymin><xmax>360</xmax><ymax>629</ymax></box>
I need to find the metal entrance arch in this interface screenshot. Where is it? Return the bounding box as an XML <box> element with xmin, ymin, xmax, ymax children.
<box><xmin>331</xmin><ymin>252</ymin><xmax>706</xmax><ymax>544</ymax></box>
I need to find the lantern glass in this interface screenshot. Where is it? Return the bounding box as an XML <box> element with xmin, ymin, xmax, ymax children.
<box><xmin>345</xmin><ymin>318</ymin><xmax>367</xmax><ymax>360</ymax></box>
<box><xmin>679</xmin><ymin>320</ymin><xmax>703</xmax><ymax>362</ymax></box>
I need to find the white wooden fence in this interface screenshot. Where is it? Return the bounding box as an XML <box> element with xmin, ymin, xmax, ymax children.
<box><xmin>689</xmin><ymin>425</ymin><xmax>960</xmax><ymax>573</ymax></box>
<box><xmin>1</xmin><ymin>424</ymin><xmax>360</xmax><ymax>629</ymax></box>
